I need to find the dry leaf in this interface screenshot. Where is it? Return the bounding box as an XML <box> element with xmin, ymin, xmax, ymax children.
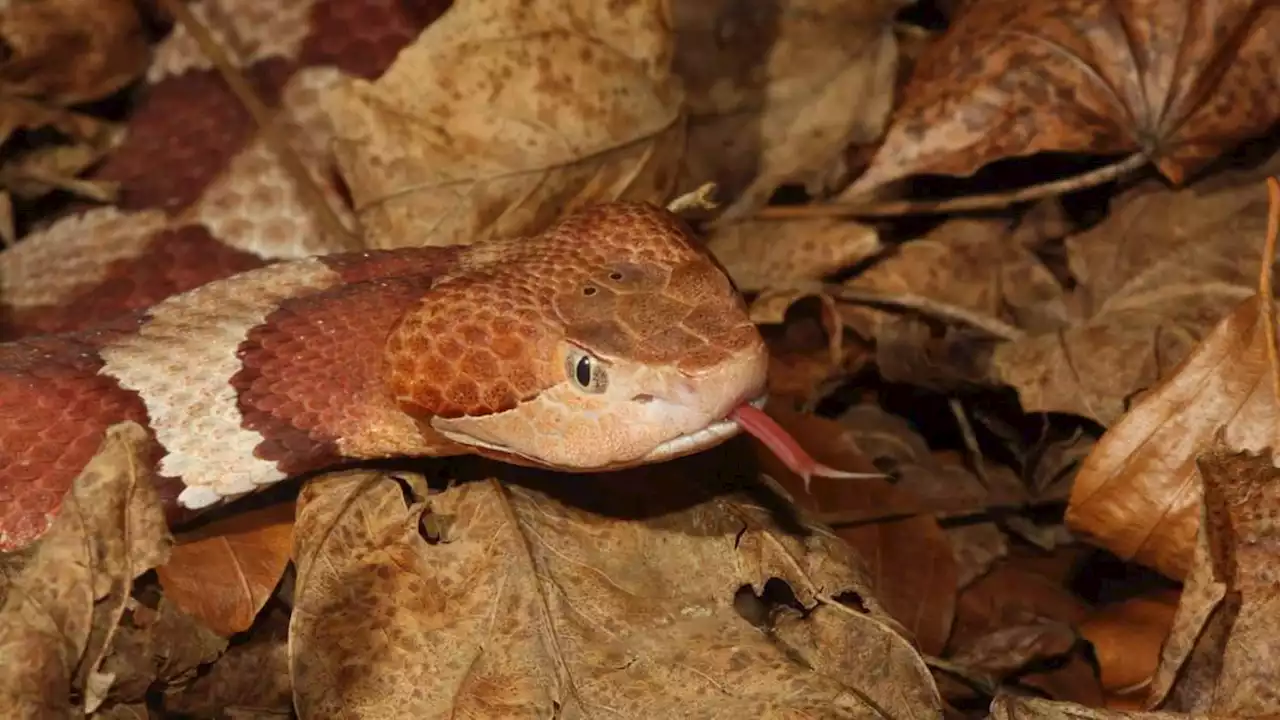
<box><xmin>95</xmin><ymin>597</ymin><xmax>228</xmax><ymax>709</ymax></box>
<box><xmin>706</xmin><ymin>217</ymin><xmax>882</xmax><ymax>293</ymax></box>
<box><xmin>749</xmin><ymin>405</ymin><xmax>959</xmax><ymax>656</ymax></box>
<box><xmin>1080</xmin><ymin>590</ymin><xmax>1179</xmax><ymax>696</ymax></box>
<box><xmin>327</xmin><ymin>0</ymin><xmax>685</xmax><ymax>249</ymax></box>
<box><xmin>994</xmin><ymin>179</ymin><xmax>1268</xmax><ymax>428</ymax></box>
<box><xmin>1148</xmin><ymin>442</ymin><xmax>1280</xmax><ymax>716</ymax></box>
<box><xmin>156</xmin><ymin>501</ymin><xmax>296</xmax><ymax>637</ymax></box>
<box><xmin>288</xmin><ymin>458</ymin><xmax>943</xmax><ymax>718</ymax></box>
<box><xmin>842</xmin><ymin>216</ymin><xmax>1064</xmax><ymax>341</ymax></box>
<box><xmin>1064</xmin><ymin>295</ymin><xmax>1278</xmax><ymax>580</ymax></box>
<box><xmin>0</xmin><ymin>422</ymin><xmax>172</xmax><ymax>716</ymax></box>
<box><xmin>951</xmin><ymin>557</ymin><xmax>1091</xmax><ymax>654</ymax></box>
<box><xmin>950</xmin><ymin>619</ymin><xmax>1078</xmax><ymax>678</ymax></box>
<box><xmin>0</xmin><ymin>0</ymin><xmax>149</xmax><ymax>106</ymax></box>
<box><xmin>163</xmin><ymin>607</ymin><xmax>292</xmax><ymax>717</ymax></box>
<box><xmin>673</xmin><ymin>0</ymin><xmax>906</xmax><ymax>219</ymax></box>
<box><xmin>848</xmin><ymin>0</ymin><xmax>1280</xmax><ymax>195</ymax></box>
<box><xmin>989</xmin><ymin>695</ymin><xmax>1192</xmax><ymax>719</ymax></box>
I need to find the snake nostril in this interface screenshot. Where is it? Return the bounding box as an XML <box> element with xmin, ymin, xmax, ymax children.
<box><xmin>631</xmin><ymin>393</ymin><xmax>655</xmax><ymax>404</ymax></box>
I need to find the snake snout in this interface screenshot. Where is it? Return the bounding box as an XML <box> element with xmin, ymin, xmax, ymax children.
<box><xmin>631</xmin><ymin>393</ymin><xmax>656</xmax><ymax>404</ymax></box>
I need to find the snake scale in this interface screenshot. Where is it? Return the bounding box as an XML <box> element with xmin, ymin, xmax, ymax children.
<box><xmin>0</xmin><ymin>0</ymin><xmax>855</xmax><ymax>552</ymax></box>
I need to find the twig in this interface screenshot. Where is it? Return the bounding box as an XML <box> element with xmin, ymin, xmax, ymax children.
<box><xmin>1262</xmin><ymin>176</ymin><xmax>1280</xmax><ymax>404</ymax></box>
<box><xmin>826</xmin><ymin>284</ymin><xmax>1026</xmax><ymax>341</ymax></box>
<box><xmin>756</xmin><ymin>151</ymin><xmax>1148</xmax><ymax>219</ymax></box>
<box><xmin>948</xmin><ymin>397</ymin><xmax>990</xmax><ymax>490</ymax></box>
<box><xmin>666</xmin><ymin>182</ymin><xmax>720</xmax><ymax>215</ymax></box>
<box><xmin>155</xmin><ymin>0</ymin><xmax>354</xmax><ymax>246</ymax></box>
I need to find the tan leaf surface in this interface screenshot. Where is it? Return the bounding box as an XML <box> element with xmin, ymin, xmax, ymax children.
<box><xmin>156</xmin><ymin>501</ymin><xmax>296</xmax><ymax>637</ymax></box>
<box><xmin>673</xmin><ymin>0</ymin><xmax>905</xmax><ymax>219</ymax></box>
<box><xmin>1147</xmin><ymin>442</ymin><xmax>1280</xmax><ymax>716</ymax></box>
<box><xmin>326</xmin><ymin>0</ymin><xmax>685</xmax><ymax>249</ymax></box>
<box><xmin>994</xmin><ymin>178</ymin><xmax>1269</xmax><ymax>427</ymax></box>
<box><xmin>846</xmin><ymin>0</ymin><xmax>1280</xmax><ymax>196</ymax></box>
<box><xmin>288</xmin><ymin>461</ymin><xmax>942</xmax><ymax>718</ymax></box>
<box><xmin>706</xmin><ymin>217</ymin><xmax>882</xmax><ymax>294</ymax></box>
<box><xmin>750</xmin><ymin>405</ymin><xmax>959</xmax><ymax>656</ymax></box>
<box><xmin>0</xmin><ymin>422</ymin><xmax>172</xmax><ymax>716</ymax></box>
<box><xmin>1064</xmin><ymin>295</ymin><xmax>1279</xmax><ymax>580</ymax></box>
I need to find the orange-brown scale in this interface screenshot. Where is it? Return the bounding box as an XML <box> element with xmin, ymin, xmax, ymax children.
<box><xmin>385</xmin><ymin>203</ymin><xmax>763</xmax><ymax>422</ymax></box>
<box><xmin>232</xmin><ymin>274</ymin><xmax>440</xmax><ymax>473</ymax></box>
<box><xmin>0</xmin><ymin>325</ymin><xmax>182</xmax><ymax>551</ymax></box>
<box><xmin>5</xmin><ymin>225</ymin><xmax>268</xmax><ymax>339</ymax></box>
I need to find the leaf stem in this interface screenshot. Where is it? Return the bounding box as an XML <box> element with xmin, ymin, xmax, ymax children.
<box><xmin>756</xmin><ymin>152</ymin><xmax>1148</xmax><ymax>219</ymax></box>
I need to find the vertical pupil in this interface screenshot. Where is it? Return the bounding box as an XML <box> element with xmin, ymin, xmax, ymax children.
<box><xmin>575</xmin><ymin>356</ymin><xmax>593</xmax><ymax>386</ymax></box>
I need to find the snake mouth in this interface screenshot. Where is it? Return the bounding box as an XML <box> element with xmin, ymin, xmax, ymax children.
<box><xmin>634</xmin><ymin>394</ymin><xmax>768</xmax><ymax>465</ymax></box>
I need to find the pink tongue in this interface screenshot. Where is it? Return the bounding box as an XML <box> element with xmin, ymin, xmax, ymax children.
<box><xmin>730</xmin><ymin>403</ymin><xmax>884</xmax><ymax>493</ymax></box>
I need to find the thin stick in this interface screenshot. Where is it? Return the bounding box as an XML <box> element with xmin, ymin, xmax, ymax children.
<box><xmin>155</xmin><ymin>0</ymin><xmax>354</xmax><ymax>246</ymax></box>
<box><xmin>827</xmin><ymin>285</ymin><xmax>1026</xmax><ymax>341</ymax></box>
<box><xmin>1261</xmin><ymin>176</ymin><xmax>1280</xmax><ymax>404</ymax></box>
<box><xmin>757</xmin><ymin>152</ymin><xmax>1148</xmax><ymax>220</ymax></box>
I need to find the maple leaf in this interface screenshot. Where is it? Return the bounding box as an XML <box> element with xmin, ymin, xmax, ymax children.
<box><xmin>847</xmin><ymin>0</ymin><xmax>1280</xmax><ymax>196</ymax></box>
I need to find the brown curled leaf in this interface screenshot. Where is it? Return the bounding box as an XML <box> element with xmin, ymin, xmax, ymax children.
<box><xmin>847</xmin><ymin>0</ymin><xmax>1280</xmax><ymax>196</ymax></box>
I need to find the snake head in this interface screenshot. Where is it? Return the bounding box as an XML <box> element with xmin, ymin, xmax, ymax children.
<box><xmin>383</xmin><ymin>203</ymin><xmax>769</xmax><ymax>472</ymax></box>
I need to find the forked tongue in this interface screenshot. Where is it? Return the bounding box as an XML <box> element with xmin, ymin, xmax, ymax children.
<box><xmin>730</xmin><ymin>403</ymin><xmax>885</xmax><ymax>493</ymax></box>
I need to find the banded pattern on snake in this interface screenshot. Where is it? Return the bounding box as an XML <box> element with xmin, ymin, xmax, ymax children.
<box><xmin>0</xmin><ymin>0</ymin><xmax>860</xmax><ymax>552</ymax></box>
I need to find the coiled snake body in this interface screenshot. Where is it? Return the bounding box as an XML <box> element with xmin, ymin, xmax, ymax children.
<box><xmin>0</xmin><ymin>0</ymin><xmax>842</xmax><ymax>551</ymax></box>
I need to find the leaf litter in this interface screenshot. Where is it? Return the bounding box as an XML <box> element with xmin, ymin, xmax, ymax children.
<box><xmin>10</xmin><ymin>0</ymin><xmax>1280</xmax><ymax>717</ymax></box>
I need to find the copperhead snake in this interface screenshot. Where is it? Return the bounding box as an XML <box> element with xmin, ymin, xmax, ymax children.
<box><xmin>0</xmin><ymin>0</ymin><xmax>862</xmax><ymax>552</ymax></box>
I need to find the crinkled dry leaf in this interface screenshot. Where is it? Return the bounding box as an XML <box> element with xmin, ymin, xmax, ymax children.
<box><xmin>0</xmin><ymin>422</ymin><xmax>172</xmax><ymax>716</ymax></box>
<box><xmin>1148</xmin><ymin>442</ymin><xmax>1280</xmax><ymax>716</ymax></box>
<box><xmin>1065</xmin><ymin>295</ymin><xmax>1278</xmax><ymax>580</ymax></box>
<box><xmin>833</xmin><ymin>404</ymin><xmax>1031</xmax><ymax>520</ymax></box>
<box><xmin>327</xmin><ymin>0</ymin><xmax>685</xmax><ymax>249</ymax></box>
<box><xmin>842</xmin><ymin>216</ymin><xmax>1064</xmax><ymax>342</ymax></box>
<box><xmin>156</xmin><ymin>501</ymin><xmax>296</xmax><ymax>637</ymax></box>
<box><xmin>673</xmin><ymin>0</ymin><xmax>906</xmax><ymax>219</ymax></box>
<box><xmin>995</xmin><ymin>179</ymin><xmax>1269</xmax><ymax>428</ymax></box>
<box><xmin>950</xmin><ymin>619</ymin><xmax>1078</xmax><ymax>678</ymax></box>
<box><xmin>0</xmin><ymin>0</ymin><xmax>148</xmax><ymax>105</ymax></box>
<box><xmin>96</xmin><ymin>597</ymin><xmax>228</xmax><ymax>709</ymax></box>
<box><xmin>163</xmin><ymin>608</ymin><xmax>291</xmax><ymax>717</ymax></box>
<box><xmin>750</xmin><ymin>405</ymin><xmax>958</xmax><ymax>656</ymax></box>
<box><xmin>951</xmin><ymin>556</ymin><xmax>1091</xmax><ymax>654</ymax></box>
<box><xmin>289</xmin><ymin>458</ymin><xmax>942</xmax><ymax>718</ymax></box>
<box><xmin>847</xmin><ymin>0</ymin><xmax>1280</xmax><ymax>196</ymax></box>
<box><xmin>1080</xmin><ymin>590</ymin><xmax>1179</xmax><ymax>695</ymax></box>
<box><xmin>706</xmin><ymin>217</ymin><xmax>882</xmax><ymax>293</ymax></box>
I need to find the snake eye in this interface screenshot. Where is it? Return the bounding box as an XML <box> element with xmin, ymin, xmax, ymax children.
<box><xmin>566</xmin><ymin>348</ymin><xmax>608</xmax><ymax>393</ymax></box>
